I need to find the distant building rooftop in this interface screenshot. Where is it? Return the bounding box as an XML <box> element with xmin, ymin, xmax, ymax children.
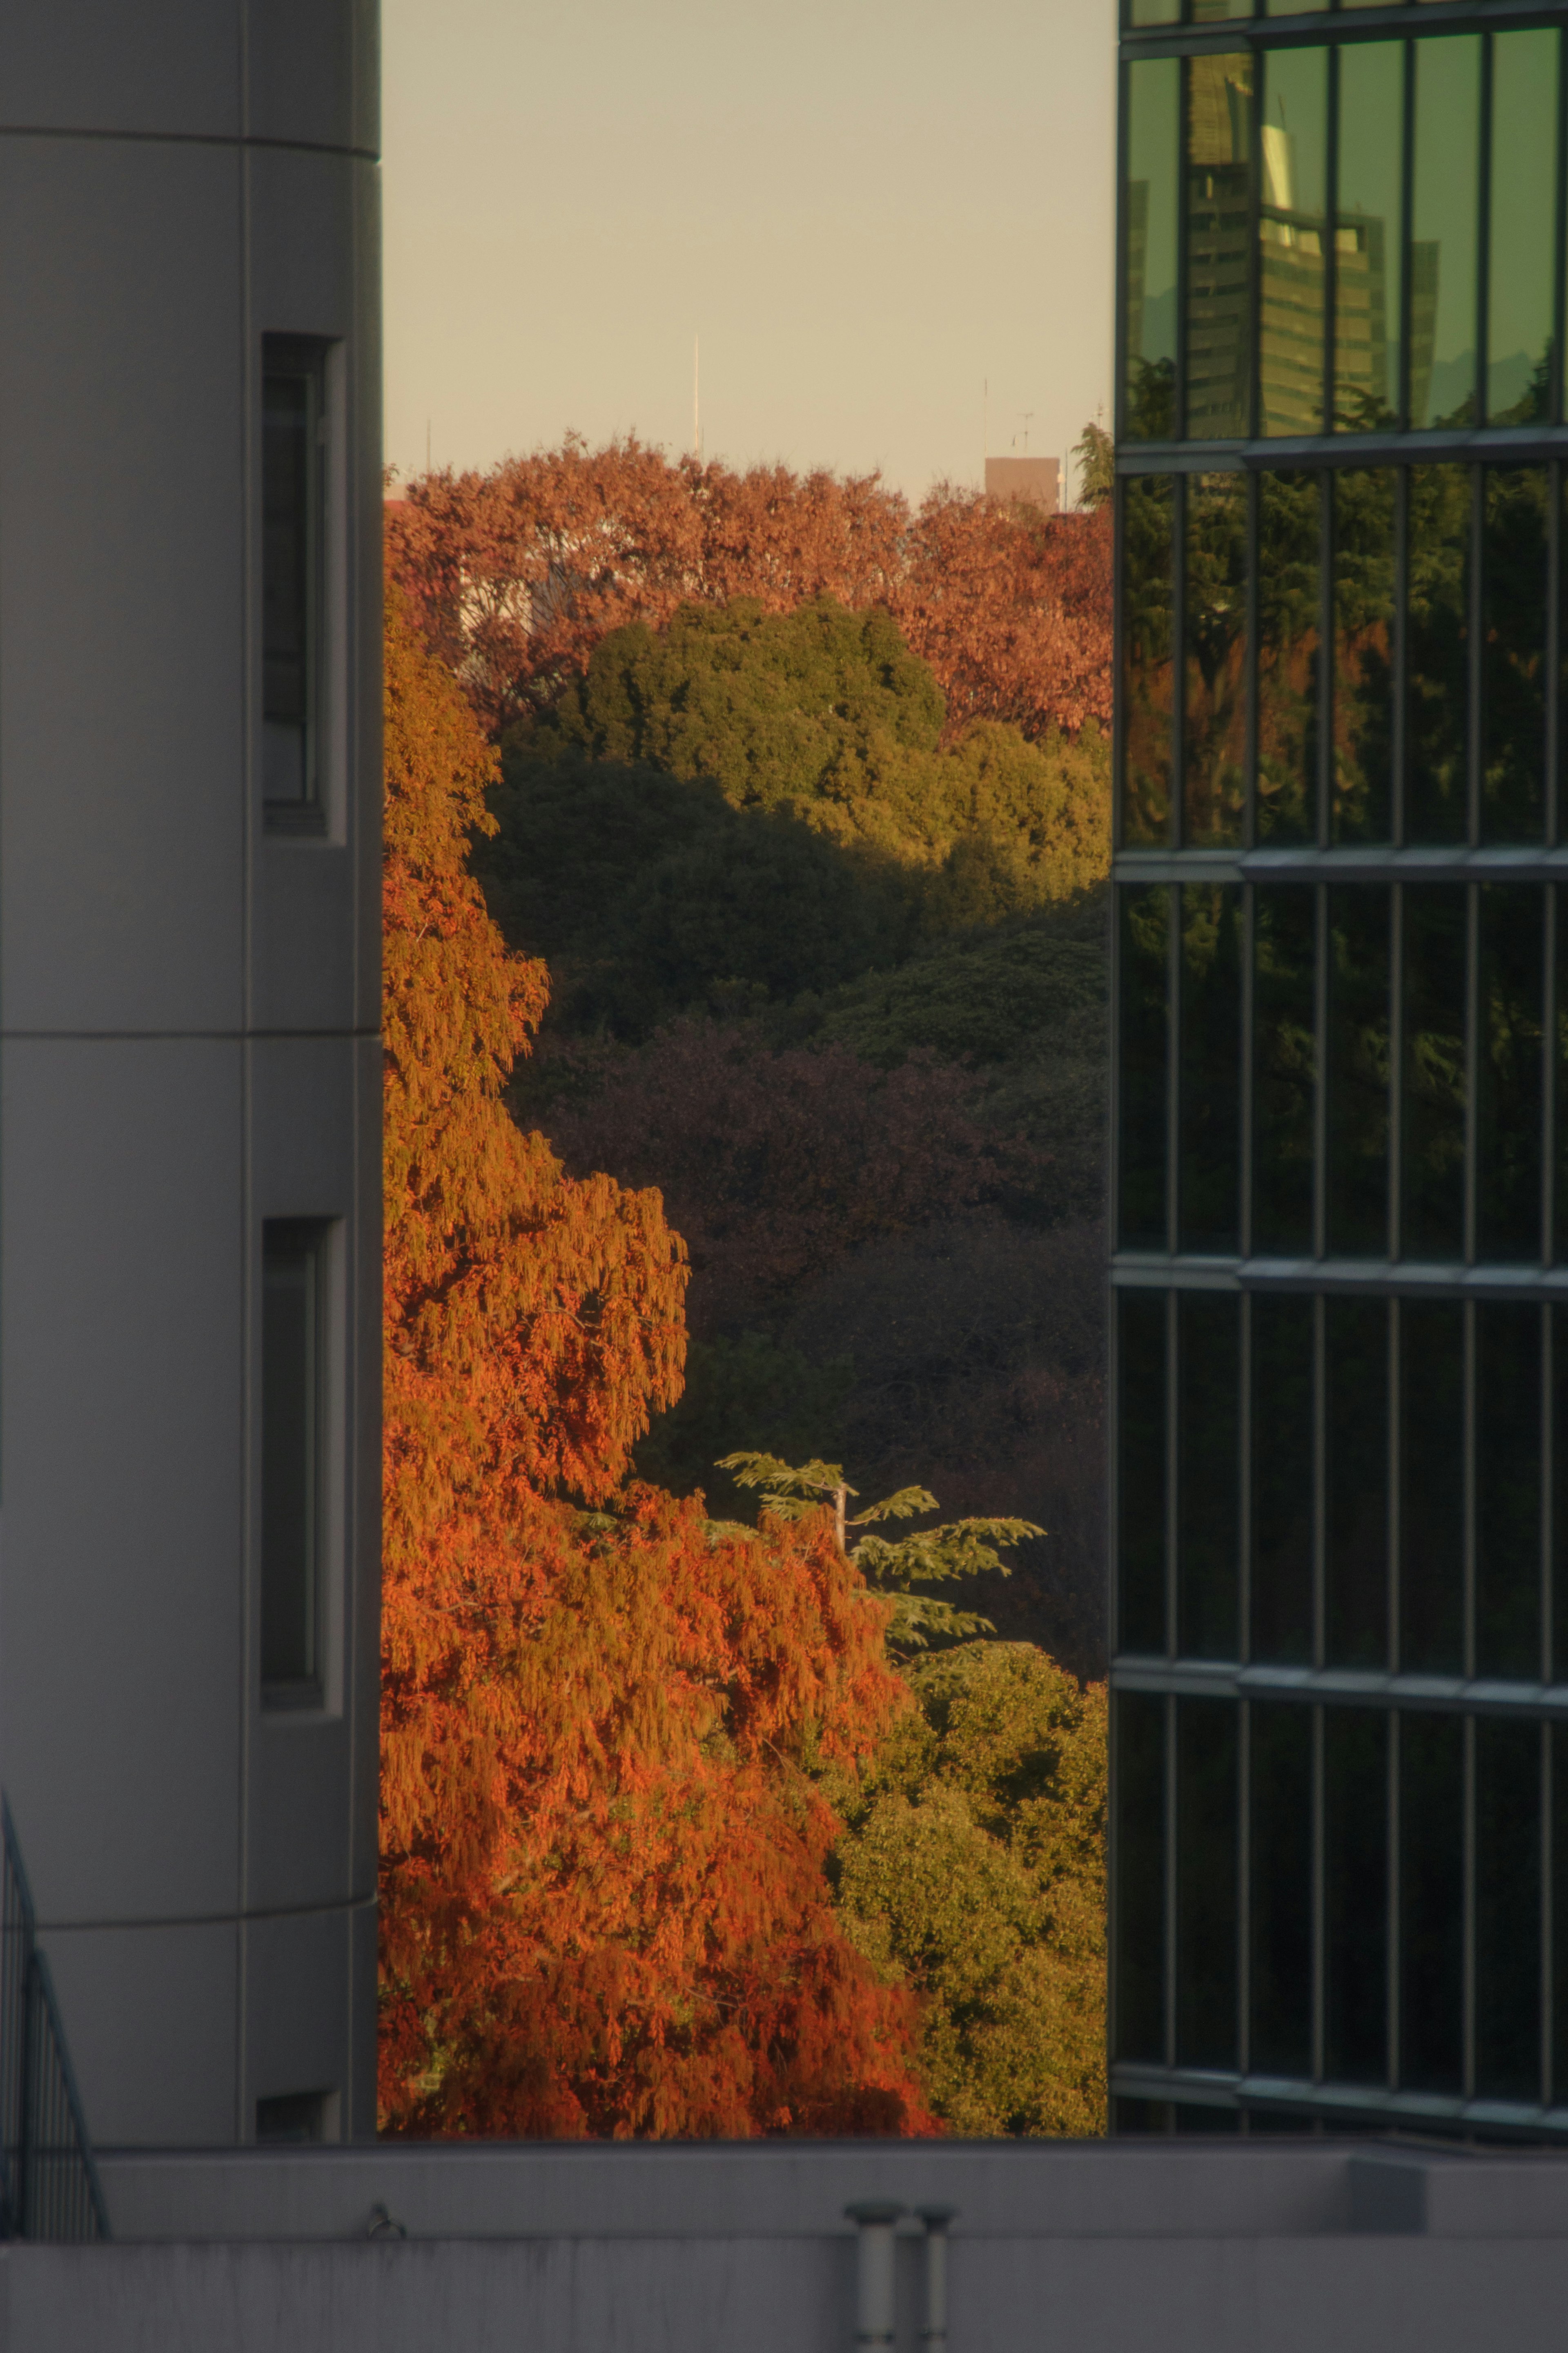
<box><xmin>984</xmin><ymin>455</ymin><xmax>1059</xmax><ymax>513</ymax></box>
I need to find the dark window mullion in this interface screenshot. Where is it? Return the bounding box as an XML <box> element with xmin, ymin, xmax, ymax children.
<box><xmin>1312</xmin><ymin>1699</ymin><xmax>1327</xmax><ymax>2086</ymax></box>
<box><xmin>1390</xmin><ymin>883</ymin><xmax>1405</xmax><ymax>1264</ymax></box>
<box><xmin>1477</xmin><ymin>34</ymin><xmax>1494</xmax><ymax>430</ymax></box>
<box><xmin>1238</xmin><ymin>1696</ymin><xmax>1253</xmax><ymax>2079</ymax></box>
<box><xmin>1463</xmin><ymin>1711</ymin><xmax>1477</xmax><ymax>2104</ymax></box>
<box><xmin>1388</xmin><ymin>1300</ymin><xmax>1403</xmax><ymax>1675</ymax></box>
<box><xmin>1319</xmin><ymin>467</ymin><xmax>1334</xmax><ymax>850</ymax></box>
<box><xmin>1549</xmin><ymin>462</ymin><xmax>1562</xmax><ymax>849</ymax></box>
<box><xmin>1178</xmin><ymin>55</ymin><xmax>1191</xmax><ymax>444</ymax></box>
<box><xmin>1464</xmin><ymin>1301</ymin><xmax>1478</xmax><ymax>1685</ymax></box>
<box><xmin>1165</xmin><ymin>1692</ymin><xmax>1179</xmax><ymax>2071</ymax></box>
<box><xmin>1556</xmin><ymin>34</ymin><xmax>1568</xmax><ymax>428</ymax></box>
<box><xmin>1399</xmin><ymin>39</ymin><xmax>1415</xmax><ymax>434</ymax></box>
<box><xmin>1324</xmin><ymin>45</ymin><xmax>1340</xmax><ymax>445</ymax></box>
<box><xmin>1174</xmin><ymin>473</ymin><xmax>1188</xmax><ymax>848</ymax></box>
<box><xmin>1464</xmin><ymin>883</ymin><xmax>1480</xmax><ymax>1269</ymax></box>
<box><xmin>1387</xmin><ymin>1706</ymin><xmax>1401</xmax><ymax>2095</ymax></box>
<box><xmin>1245</xmin><ymin>472</ymin><xmax>1260</xmax><ymax>850</ymax></box>
<box><xmin>1468</xmin><ymin>471</ymin><xmax>1484</xmax><ymax>850</ymax></box>
<box><xmin>1393</xmin><ymin>467</ymin><xmax>1409</xmax><ymax>847</ymax></box>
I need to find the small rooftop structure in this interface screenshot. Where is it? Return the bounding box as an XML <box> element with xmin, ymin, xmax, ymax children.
<box><xmin>984</xmin><ymin>455</ymin><xmax>1059</xmax><ymax>513</ymax></box>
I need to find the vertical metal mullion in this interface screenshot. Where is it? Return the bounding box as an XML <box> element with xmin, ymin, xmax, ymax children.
<box><xmin>1312</xmin><ymin>1701</ymin><xmax>1327</xmax><ymax>2087</ymax></box>
<box><xmin>1314</xmin><ymin>1291</ymin><xmax>1328</xmax><ymax>1677</ymax></box>
<box><xmin>1465</xmin><ymin>884</ymin><xmax>1480</xmax><ymax>1271</ymax></box>
<box><xmin>1555</xmin><ymin>26</ymin><xmax>1568</xmax><ymax>432</ymax></box>
<box><xmin>1477</xmin><ymin>34</ymin><xmax>1493</xmax><ymax>429</ymax></box>
<box><xmin>1245</xmin><ymin>472</ymin><xmax>1260</xmax><ymax>852</ymax></box>
<box><xmin>1544</xmin><ymin>1713</ymin><xmax>1555</xmax><ymax>2109</ymax></box>
<box><xmin>1545</xmin><ymin>1305</ymin><xmax>1555</xmax><ymax>1692</ymax></box>
<box><xmin>1464</xmin><ymin>1299</ymin><xmax>1478</xmax><ymax>1686</ymax></box>
<box><xmin>1315</xmin><ymin>882</ymin><xmax>1330</xmax><ymax>1266</ymax></box>
<box><xmin>1388</xmin><ymin>1708</ymin><xmax>1401</xmax><ymax>2094</ymax></box>
<box><xmin>1247</xmin><ymin>46</ymin><xmax>1261</xmax><ymax>446</ymax></box>
<box><xmin>1174</xmin><ymin>473</ymin><xmax>1188</xmax><ymax>851</ymax></box>
<box><xmin>1177</xmin><ymin>54</ymin><xmax>1191</xmax><ymax>449</ymax></box>
<box><xmin>1390</xmin><ymin>1298</ymin><xmax>1403</xmax><ymax>1675</ymax></box>
<box><xmin>1551</xmin><ymin>462</ymin><xmax>1563</xmax><ymax>854</ymax></box>
<box><xmin>1546</xmin><ymin>885</ymin><xmax>1559</xmax><ymax>1278</ymax></box>
<box><xmin>1399</xmin><ymin>38</ymin><xmax>1416</xmax><ymax>434</ymax></box>
<box><xmin>1167</xmin><ymin>1287</ymin><xmax>1181</xmax><ymax>1665</ymax></box>
<box><xmin>1241</xmin><ymin>884</ymin><xmax>1257</xmax><ymax>1266</ymax></box>
<box><xmin>1319</xmin><ymin>468</ymin><xmax>1335</xmax><ymax>851</ymax></box>
<box><xmin>1393</xmin><ymin>468</ymin><xmax>1409</xmax><ymax>848</ymax></box>
<box><xmin>1390</xmin><ymin>884</ymin><xmax>1405</xmax><ymax>1266</ymax></box>
<box><xmin>1114</xmin><ymin>484</ymin><xmax>1128</xmax><ymax>857</ymax></box>
<box><xmin>1468</xmin><ymin>469</ymin><xmax>1484</xmax><ymax>850</ymax></box>
<box><xmin>1238</xmin><ymin>1698</ymin><xmax>1252</xmax><ymax>2083</ymax></box>
<box><xmin>1115</xmin><ymin>56</ymin><xmax>1130</xmax><ymax>451</ymax></box>
<box><xmin>1165</xmin><ymin>1691</ymin><xmax>1179</xmax><ymax>2074</ymax></box>
<box><xmin>1463</xmin><ymin>1711</ymin><xmax>1477</xmax><ymax>2105</ymax></box>
<box><xmin>1324</xmin><ymin>44</ymin><xmax>1340</xmax><ymax>443</ymax></box>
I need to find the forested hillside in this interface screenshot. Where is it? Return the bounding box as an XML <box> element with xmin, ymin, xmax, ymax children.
<box><xmin>383</xmin><ymin>436</ymin><xmax>1113</xmax><ymax>2140</ymax></box>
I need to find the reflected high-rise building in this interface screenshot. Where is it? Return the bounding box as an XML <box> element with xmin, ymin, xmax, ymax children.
<box><xmin>1113</xmin><ymin>2</ymin><xmax>1568</xmax><ymax>2143</ymax></box>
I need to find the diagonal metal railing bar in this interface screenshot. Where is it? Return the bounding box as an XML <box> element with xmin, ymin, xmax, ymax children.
<box><xmin>0</xmin><ymin>1801</ymin><xmax>108</xmax><ymax>2241</ymax></box>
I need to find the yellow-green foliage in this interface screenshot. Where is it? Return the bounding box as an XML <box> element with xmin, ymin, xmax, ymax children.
<box><xmin>829</xmin><ymin>1642</ymin><xmax>1107</xmax><ymax>2137</ymax></box>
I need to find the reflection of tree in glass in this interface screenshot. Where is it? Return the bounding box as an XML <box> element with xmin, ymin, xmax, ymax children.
<box><xmin>1325</xmin><ymin>890</ymin><xmax>1390</xmax><ymax>1258</ymax></box>
<box><xmin>1477</xmin><ymin>886</ymin><xmax>1544</xmax><ymax>1261</ymax></box>
<box><xmin>1120</xmin><ymin>478</ymin><xmax>1174</xmax><ymax>846</ymax></box>
<box><xmin>1252</xmin><ymin>890</ymin><xmax>1316</xmax><ymax>1254</ymax></box>
<box><xmin>1183</xmin><ymin>473</ymin><xmax>1246</xmax><ymax>846</ymax></box>
<box><xmin>1481</xmin><ymin>468</ymin><xmax>1549</xmax><ymax>843</ymax></box>
<box><xmin>1125</xmin><ymin>357</ymin><xmax>1175</xmax><ymax>443</ymax></box>
<box><xmin>1331</xmin><ymin>468</ymin><xmax>1395</xmax><ymax>844</ymax></box>
<box><xmin>1401</xmin><ymin>888</ymin><xmax>1466</xmax><ymax>1262</ymax></box>
<box><xmin>1179</xmin><ymin>885</ymin><xmax>1242</xmax><ymax>1253</ymax></box>
<box><xmin>1118</xmin><ymin>885</ymin><xmax>1169</xmax><ymax>1250</ymax></box>
<box><xmin>1256</xmin><ymin>473</ymin><xmax>1320</xmax><ymax>844</ymax></box>
<box><xmin>1405</xmin><ymin>466</ymin><xmax>1471</xmax><ymax>844</ymax></box>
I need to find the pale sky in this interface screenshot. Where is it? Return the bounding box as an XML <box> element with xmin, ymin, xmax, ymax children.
<box><xmin>381</xmin><ymin>0</ymin><xmax>1117</xmax><ymax>507</ymax></box>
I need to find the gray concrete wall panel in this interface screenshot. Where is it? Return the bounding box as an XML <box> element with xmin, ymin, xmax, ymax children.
<box><xmin>0</xmin><ymin>138</ymin><xmax>245</xmax><ymax>1036</ymax></box>
<box><xmin>38</xmin><ymin>1922</ymin><xmax>238</xmax><ymax>2150</ymax></box>
<box><xmin>242</xmin><ymin>1904</ymin><xmax>361</xmax><ymax>2118</ymax></box>
<box><xmin>245</xmin><ymin>0</ymin><xmax>379</xmax><ymax>156</ymax></box>
<box><xmin>0</xmin><ymin>1039</ymin><xmax>244</xmax><ymax>1926</ymax></box>
<box><xmin>0</xmin><ymin>2</ymin><xmax>240</xmax><ymax>140</ymax></box>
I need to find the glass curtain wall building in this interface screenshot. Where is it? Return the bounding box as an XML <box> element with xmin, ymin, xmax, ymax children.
<box><xmin>1113</xmin><ymin>0</ymin><xmax>1568</xmax><ymax>2137</ymax></box>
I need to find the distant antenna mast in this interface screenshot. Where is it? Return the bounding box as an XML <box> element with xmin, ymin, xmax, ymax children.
<box><xmin>1020</xmin><ymin>411</ymin><xmax>1035</xmax><ymax>454</ymax></box>
<box><xmin>694</xmin><ymin>334</ymin><xmax>701</xmax><ymax>464</ymax></box>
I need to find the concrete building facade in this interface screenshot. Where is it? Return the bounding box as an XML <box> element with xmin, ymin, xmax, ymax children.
<box><xmin>0</xmin><ymin>0</ymin><xmax>383</xmax><ymax>2148</ymax></box>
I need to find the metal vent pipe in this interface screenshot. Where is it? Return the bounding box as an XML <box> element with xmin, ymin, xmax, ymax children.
<box><xmin>917</xmin><ymin>2206</ymin><xmax>956</xmax><ymax>2352</ymax></box>
<box><xmin>844</xmin><ymin>2201</ymin><xmax>904</xmax><ymax>2352</ymax></box>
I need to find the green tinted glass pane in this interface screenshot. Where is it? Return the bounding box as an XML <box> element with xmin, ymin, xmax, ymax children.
<box><xmin>1411</xmin><ymin>37</ymin><xmax>1480</xmax><ymax>429</ymax></box>
<box><xmin>1115</xmin><ymin>1694</ymin><xmax>1167</xmax><ymax>2063</ymax></box>
<box><xmin>1259</xmin><ymin>48</ymin><xmax>1327</xmax><ymax>435</ymax></box>
<box><xmin>1130</xmin><ymin>0</ymin><xmax>1180</xmax><ymax>23</ymax></box>
<box><xmin>1124</xmin><ymin>59</ymin><xmax>1180</xmax><ymax>440</ymax></box>
<box><xmin>1477</xmin><ymin>885</ymin><xmax>1545</xmax><ymax>1263</ymax></box>
<box><xmin>1401</xmin><ymin>887</ymin><xmax>1467</xmax><ymax>1262</ymax></box>
<box><xmin>1325</xmin><ymin>1295</ymin><xmax>1388</xmax><ymax>1669</ymax></box>
<box><xmin>1556</xmin><ymin>1728</ymin><xmax>1568</xmax><ymax>2090</ymax></box>
<box><xmin>1326</xmin><ymin>887</ymin><xmax>1391</xmax><ymax>1256</ymax></box>
<box><xmin>1119</xmin><ymin>1289</ymin><xmax>1169</xmax><ymax>1656</ymax></box>
<box><xmin>1177</xmin><ymin>1293</ymin><xmax>1240</xmax><ymax>1659</ymax></box>
<box><xmin>1251</xmin><ymin>1295</ymin><xmax>1314</xmax><ymax>1666</ymax></box>
<box><xmin>1489</xmin><ymin>31</ymin><xmax>1557</xmax><ymax>425</ymax></box>
<box><xmin>1474</xmin><ymin>1719</ymin><xmax>1542</xmax><ymax>2102</ymax></box>
<box><xmin>1175</xmin><ymin>1699</ymin><xmax>1239</xmax><ymax>2072</ymax></box>
<box><xmin>1253</xmin><ymin>886</ymin><xmax>1316</xmax><ymax>1254</ymax></box>
<box><xmin>1557</xmin><ymin>893</ymin><xmax>1568</xmax><ymax>1263</ymax></box>
<box><xmin>1482</xmin><ymin>469</ymin><xmax>1550</xmax><ymax>843</ymax></box>
<box><xmin>1250</xmin><ymin>1705</ymin><xmax>1312</xmax><ymax>2079</ymax></box>
<box><xmin>1334</xmin><ymin>43</ymin><xmax>1402</xmax><ymax>433</ymax></box>
<box><xmin>1179</xmin><ymin>884</ymin><xmax>1243</xmax><ymax>1251</ymax></box>
<box><xmin>1184</xmin><ymin>473</ymin><xmax>1246</xmax><ymax>844</ymax></box>
<box><xmin>1119</xmin><ymin>885</ymin><xmax>1171</xmax><ymax>1250</ymax></box>
<box><xmin>1555</xmin><ymin>1310</ymin><xmax>1568</xmax><ymax>1681</ymax></box>
<box><xmin>1323</xmin><ymin>1708</ymin><xmax>1388</xmax><ymax>2085</ymax></box>
<box><xmin>1331</xmin><ymin>468</ymin><xmax>1396</xmax><ymax>843</ymax></box>
<box><xmin>1187</xmin><ymin>54</ymin><xmax>1254</xmax><ymax>439</ymax></box>
<box><xmin>1475</xmin><ymin>1303</ymin><xmax>1543</xmax><ymax>1682</ymax></box>
<box><xmin>1400</xmin><ymin>1300</ymin><xmax>1463</xmax><ymax>1675</ymax></box>
<box><xmin>1406</xmin><ymin>464</ymin><xmax>1471</xmax><ymax>845</ymax></box>
<box><xmin>1192</xmin><ymin>0</ymin><xmax>1251</xmax><ymax>18</ymax></box>
<box><xmin>1258</xmin><ymin>471</ymin><xmax>1321</xmax><ymax>841</ymax></box>
<box><xmin>1121</xmin><ymin>476</ymin><xmax>1176</xmax><ymax>843</ymax></box>
<box><xmin>1399</xmin><ymin>1712</ymin><xmax>1462</xmax><ymax>2094</ymax></box>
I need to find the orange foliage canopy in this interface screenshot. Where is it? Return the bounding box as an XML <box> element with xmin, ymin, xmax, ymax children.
<box><xmin>385</xmin><ymin>433</ymin><xmax>1111</xmax><ymax>747</ymax></box>
<box><xmin>379</xmin><ymin>589</ymin><xmax>933</xmax><ymax>2137</ymax></box>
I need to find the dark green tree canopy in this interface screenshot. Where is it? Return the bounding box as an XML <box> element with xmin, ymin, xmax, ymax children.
<box><xmin>517</xmin><ymin>593</ymin><xmax>947</xmax><ymax>814</ymax></box>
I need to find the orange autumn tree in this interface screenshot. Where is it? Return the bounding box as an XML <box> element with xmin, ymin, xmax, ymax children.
<box><xmin>379</xmin><ymin>587</ymin><xmax>933</xmax><ymax>2137</ymax></box>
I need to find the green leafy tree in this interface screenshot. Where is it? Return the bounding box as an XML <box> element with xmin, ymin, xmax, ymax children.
<box><xmin>829</xmin><ymin>1642</ymin><xmax>1107</xmax><ymax>2137</ymax></box>
<box><xmin>1072</xmin><ymin>418</ymin><xmax>1114</xmax><ymax>511</ymax></box>
<box><xmin>718</xmin><ymin>1451</ymin><xmax>1041</xmax><ymax>1652</ymax></box>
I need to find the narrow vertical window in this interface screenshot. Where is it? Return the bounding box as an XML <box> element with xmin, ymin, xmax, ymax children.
<box><xmin>1405</xmin><ymin>465</ymin><xmax>1472</xmax><ymax>846</ymax></box>
<box><xmin>1476</xmin><ymin>884</ymin><xmax>1546</xmax><ymax>1261</ymax></box>
<box><xmin>1325</xmin><ymin>887</ymin><xmax>1392</xmax><ymax>1257</ymax></box>
<box><xmin>1323</xmin><ymin>1706</ymin><xmax>1389</xmax><ymax>2086</ymax></box>
<box><xmin>1249</xmin><ymin>1704</ymin><xmax>1312</xmax><ymax>2079</ymax></box>
<box><xmin>1114</xmin><ymin>1693</ymin><xmax>1167</xmax><ymax>2064</ymax></box>
<box><xmin>1330</xmin><ymin>468</ymin><xmax>1396</xmax><ymax>844</ymax></box>
<box><xmin>1325</xmin><ymin>1296</ymin><xmax>1389</xmax><ymax>1671</ymax></box>
<box><xmin>1474</xmin><ymin>1303</ymin><xmax>1544</xmax><ymax>1684</ymax></box>
<box><xmin>262</xmin><ymin>336</ymin><xmax>330</xmax><ymax>832</ymax></box>
<box><xmin>1251</xmin><ymin>1295</ymin><xmax>1314</xmax><ymax>1667</ymax></box>
<box><xmin>1118</xmin><ymin>1289</ymin><xmax>1169</xmax><ymax>1657</ymax></box>
<box><xmin>1178</xmin><ymin>883</ymin><xmax>1243</xmax><ymax>1253</ymax></box>
<box><xmin>1118</xmin><ymin>885</ymin><xmax>1172</xmax><ymax>1251</ymax></box>
<box><xmin>1257</xmin><ymin>473</ymin><xmax>1321</xmax><ymax>846</ymax></box>
<box><xmin>1123</xmin><ymin>58</ymin><xmax>1180</xmax><ymax>439</ymax></box>
<box><xmin>262</xmin><ymin>1220</ymin><xmax>329</xmax><ymax>1700</ymax></box>
<box><xmin>1401</xmin><ymin>887</ymin><xmax>1468</xmax><ymax>1263</ymax></box>
<box><xmin>1400</xmin><ymin>1301</ymin><xmax>1464</xmax><ymax>1675</ymax></box>
<box><xmin>1253</xmin><ymin>887</ymin><xmax>1317</xmax><ymax>1256</ymax></box>
<box><xmin>1480</xmin><ymin>470</ymin><xmax>1550</xmax><ymax>846</ymax></box>
<box><xmin>1398</xmin><ymin>1711</ymin><xmax>1463</xmax><ymax>2094</ymax></box>
<box><xmin>1175</xmin><ymin>1698</ymin><xmax>1239</xmax><ymax>2073</ymax></box>
<box><xmin>1185</xmin><ymin>54</ymin><xmax>1254</xmax><ymax>441</ymax></box>
<box><xmin>1184</xmin><ymin>474</ymin><xmax>1247</xmax><ymax>846</ymax></box>
<box><xmin>1488</xmin><ymin>30</ymin><xmax>1558</xmax><ymax>426</ymax></box>
<box><xmin>1334</xmin><ymin>42</ymin><xmax>1402</xmax><ymax>434</ymax></box>
<box><xmin>1258</xmin><ymin>46</ymin><xmax>1328</xmax><ymax>438</ymax></box>
<box><xmin>1410</xmin><ymin>37</ymin><xmax>1481</xmax><ymax>431</ymax></box>
<box><xmin>1120</xmin><ymin>478</ymin><xmax>1177</xmax><ymax>845</ymax></box>
<box><xmin>1473</xmin><ymin>1718</ymin><xmax>1542</xmax><ymax>2102</ymax></box>
<box><xmin>1176</xmin><ymin>1291</ymin><xmax>1240</xmax><ymax>1661</ymax></box>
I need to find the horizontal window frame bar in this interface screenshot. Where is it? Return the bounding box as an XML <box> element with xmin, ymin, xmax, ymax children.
<box><xmin>1111</xmin><ymin>1256</ymin><xmax>1568</xmax><ymax>1294</ymax></box>
<box><xmin>1119</xmin><ymin>432</ymin><xmax>1568</xmax><ymax>472</ymax></box>
<box><xmin>1110</xmin><ymin>2060</ymin><xmax>1568</xmax><ymax>2137</ymax></box>
<box><xmin>1124</xmin><ymin>7</ymin><xmax>1568</xmax><ymax>60</ymax></box>
<box><xmin>1113</xmin><ymin>1658</ymin><xmax>1568</xmax><ymax>1713</ymax></box>
<box><xmin>1116</xmin><ymin>850</ymin><xmax>1568</xmax><ymax>881</ymax></box>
